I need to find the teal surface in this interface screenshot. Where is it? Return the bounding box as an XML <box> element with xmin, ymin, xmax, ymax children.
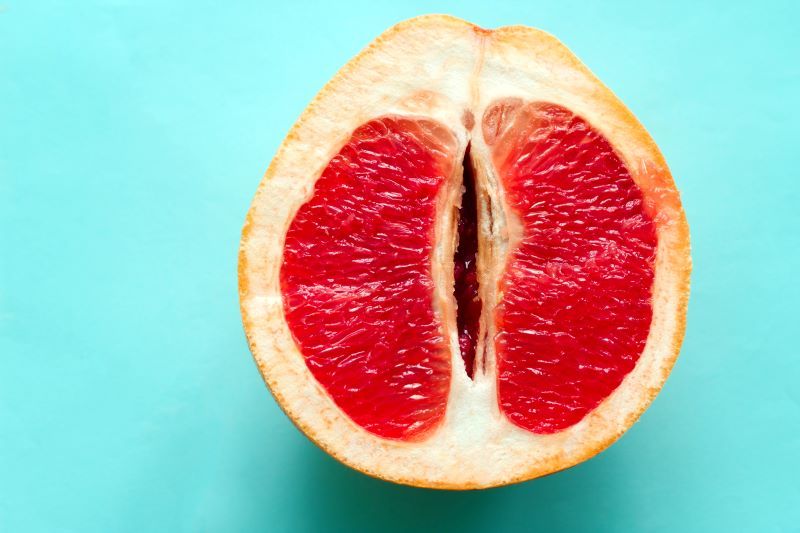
<box><xmin>2</xmin><ymin>1</ymin><xmax>798</xmax><ymax>531</ymax></box>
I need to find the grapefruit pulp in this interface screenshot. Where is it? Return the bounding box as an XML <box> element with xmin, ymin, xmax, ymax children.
<box><xmin>239</xmin><ymin>15</ymin><xmax>690</xmax><ymax>488</ymax></box>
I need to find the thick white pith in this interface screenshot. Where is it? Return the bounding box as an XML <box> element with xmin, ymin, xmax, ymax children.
<box><xmin>239</xmin><ymin>15</ymin><xmax>690</xmax><ymax>488</ymax></box>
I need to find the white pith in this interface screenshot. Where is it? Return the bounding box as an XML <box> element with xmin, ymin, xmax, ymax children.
<box><xmin>239</xmin><ymin>15</ymin><xmax>690</xmax><ymax>488</ymax></box>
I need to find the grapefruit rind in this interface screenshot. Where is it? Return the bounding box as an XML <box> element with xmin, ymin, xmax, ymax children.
<box><xmin>239</xmin><ymin>14</ymin><xmax>690</xmax><ymax>489</ymax></box>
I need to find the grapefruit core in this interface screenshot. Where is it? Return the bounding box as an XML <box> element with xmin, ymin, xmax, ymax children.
<box><xmin>239</xmin><ymin>15</ymin><xmax>690</xmax><ymax>489</ymax></box>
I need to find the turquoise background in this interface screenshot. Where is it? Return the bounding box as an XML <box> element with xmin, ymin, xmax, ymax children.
<box><xmin>2</xmin><ymin>1</ymin><xmax>798</xmax><ymax>531</ymax></box>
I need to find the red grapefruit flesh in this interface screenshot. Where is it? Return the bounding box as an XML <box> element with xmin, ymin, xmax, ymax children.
<box><xmin>281</xmin><ymin>117</ymin><xmax>456</xmax><ymax>439</ymax></box>
<box><xmin>239</xmin><ymin>15</ymin><xmax>690</xmax><ymax>489</ymax></box>
<box><xmin>488</xmin><ymin>102</ymin><xmax>657</xmax><ymax>434</ymax></box>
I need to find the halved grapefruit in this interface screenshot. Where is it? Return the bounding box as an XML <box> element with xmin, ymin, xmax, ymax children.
<box><xmin>239</xmin><ymin>15</ymin><xmax>690</xmax><ymax>489</ymax></box>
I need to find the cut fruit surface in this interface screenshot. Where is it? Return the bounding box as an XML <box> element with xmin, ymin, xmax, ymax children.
<box><xmin>489</xmin><ymin>102</ymin><xmax>658</xmax><ymax>434</ymax></box>
<box><xmin>281</xmin><ymin>117</ymin><xmax>456</xmax><ymax>439</ymax></box>
<box><xmin>239</xmin><ymin>15</ymin><xmax>690</xmax><ymax>489</ymax></box>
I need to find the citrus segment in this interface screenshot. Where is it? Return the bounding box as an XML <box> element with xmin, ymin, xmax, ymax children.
<box><xmin>488</xmin><ymin>102</ymin><xmax>658</xmax><ymax>434</ymax></box>
<box><xmin>280</xmin><ymin>117</ymin><xmax>457</xmax><ymax>440</ymax></box>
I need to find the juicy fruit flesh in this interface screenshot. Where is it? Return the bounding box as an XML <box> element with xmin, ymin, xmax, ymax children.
<box><xmin>280</xmin><ymin>101</ymin><xmax>657</xmax><ymax>441</ymax></box>
<box><xmin>280</xmin><ymin>117</ymin><xmax>456</xmax><ymax>440</ymax></box>
<box><xmin>488</xmin><ymin>102</ymin><xmax>657</xmax><ymax>433</ymax></box>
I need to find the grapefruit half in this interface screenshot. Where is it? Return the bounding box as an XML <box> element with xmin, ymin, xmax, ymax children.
<box><xmin>239</xmin><ymin>15</ymin><xmax>690</xmax><ymax>489</ymax></box>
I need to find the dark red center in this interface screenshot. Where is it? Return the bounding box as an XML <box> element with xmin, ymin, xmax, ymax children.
<box><xmin>453</xmin><ymin>145</ymin><xmax>482</xmax><ymax>378</ymax></box>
